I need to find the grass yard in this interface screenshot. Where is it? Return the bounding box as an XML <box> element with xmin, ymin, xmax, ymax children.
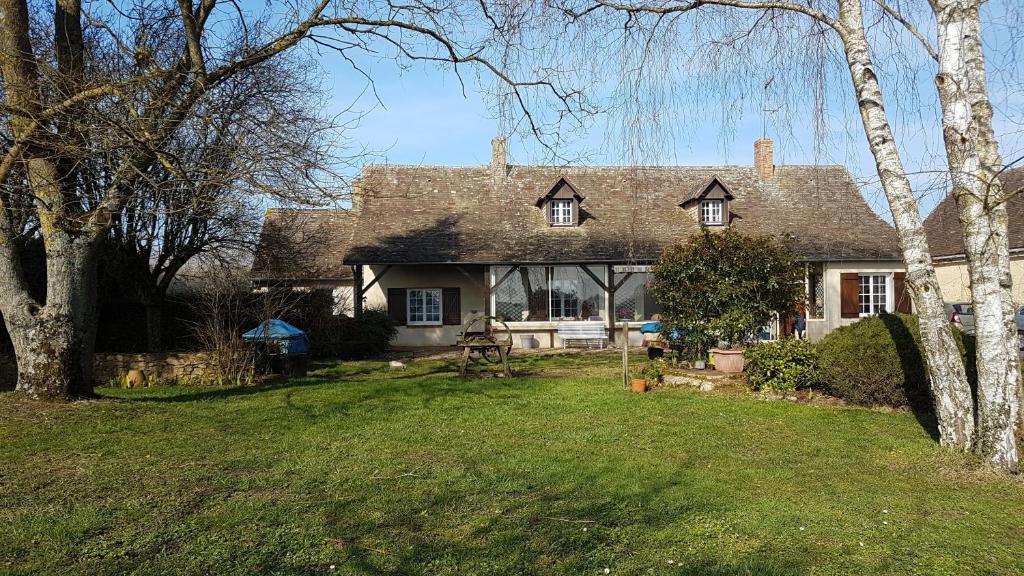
<box><xmin>1</xmin><ymin>352</ymin><xmax>1023</xmax><ymax>575</ymax></box>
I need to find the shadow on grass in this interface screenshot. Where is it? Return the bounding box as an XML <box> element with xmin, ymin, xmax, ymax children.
<box><xmin>321</xmin><ymin>469</ymin><xmax>808</xmax><ymax>575</ymax></box>
<box><xmin>113</xmin><ymin>357</ymin><xmax>550</xmax><ymax>405</ymax></box>
<box><xmin>880</xmin><ymin>314</ymin><xmax>939</xmax><ymax>442</ymax></box>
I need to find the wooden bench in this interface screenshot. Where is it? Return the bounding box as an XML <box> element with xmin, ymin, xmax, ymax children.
<box><xmin>557</xmin><ymin>322</ymin><xmax>609</xmax><ymax>349</ymax></box>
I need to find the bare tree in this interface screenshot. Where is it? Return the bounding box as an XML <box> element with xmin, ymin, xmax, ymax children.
<box><xmin>527</xmin><ymin>0</ymin><xmax>1020</xmax><ymax>468</ymax></box>
<box><xmin>0</xmin><ymin>0</ymin><xmax>579</xmax><ymax>400</ymax></box>
<box><xmin>106</xmin><ymin>51</ymin><xmax>349</xmax><ymax>352</ymax></box>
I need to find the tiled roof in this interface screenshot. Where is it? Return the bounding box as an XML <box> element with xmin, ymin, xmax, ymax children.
<box><xmin>923</xmin><ymin>168</ymin><xmax>1024</xmax><ymax>259</ymax></box>
<box><xmin>251</xmin><ymin>209</ymin><xmax>355</xmax><ymax>281</ymax></box>
<box><xmin>340</xmin><ymin>163</ymin><xmax>901</xmax><ymax>264</ymax></box>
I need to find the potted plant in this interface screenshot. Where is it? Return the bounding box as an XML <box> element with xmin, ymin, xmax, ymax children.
<box><xmin>629</xmin><ymin>364</ymin><xmax>648</xmax><ymax>393</ymax></box>
<box><xmin>650</xmin><ymin>230</ymin><xmax>805</xmax><ymax>376</ymax></box>
<box><xmin>630</xmin><ymin>361</ymin><xmax>664</xmax><ymax>393</ymax></box>
<box><xmin>708</xmin><ymin>309</ymin><xmax>756</xmax><ymax>373</ymax></box>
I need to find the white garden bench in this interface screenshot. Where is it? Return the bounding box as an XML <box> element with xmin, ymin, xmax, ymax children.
<box><xmin>557</xmin><ymin>322</ymin><xmax>609</xmax><ymax>349</ymax></box>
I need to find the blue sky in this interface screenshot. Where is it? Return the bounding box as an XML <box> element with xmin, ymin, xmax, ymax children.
<box><xmin>289</xmin><ymin>1</ymin><xmax>1023</xmax><ymax>220</ymax></box>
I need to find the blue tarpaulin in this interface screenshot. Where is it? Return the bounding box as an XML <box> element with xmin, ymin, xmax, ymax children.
<box><xmin>639</xmin><ymin>321</ymin><xmax>687</xmax><ymax>341</ymax></box>
<box><xmin>241</xmin><ymin>319</ymin><xmax>309</xmax><ymax>355</ymax></box>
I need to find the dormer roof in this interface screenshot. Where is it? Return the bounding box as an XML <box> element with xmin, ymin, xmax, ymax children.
<box><xmin>680</xmin><ymin>175</ymin><xmax>735</xmax><ymax>206</ymax></box>
<box><xmin>535</xmin><ymin>177</ymin><xmax>585</xmax><ymax>207</ymax></box>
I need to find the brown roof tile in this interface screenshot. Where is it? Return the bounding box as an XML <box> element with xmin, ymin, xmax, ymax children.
<box><xmin>251</xmin><ymin>209</ymin><xmax>355</xmax><ymax>281</ymax></box>
<box><xmin>923</xmin><ymin>168</ymin><xmax>1024</xmax><ymax>259</ymax></box>
<box><xmin>341</xmin><ymin>163</ymin><xmax>900</xmax><ymax>264</ymax></box>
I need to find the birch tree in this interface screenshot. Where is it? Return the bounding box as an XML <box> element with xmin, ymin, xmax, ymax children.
<box><xmin>534</xmin><ymin>0</ymin><xmax>1019</xmax><ymax>468</ymax></box>
<box><xmin>491</xmin><ymin>0</ymin><xmax>1019</xmax><ymax>461</ymax></box>
<box><xmin>0</xmin><ymin>0</ymin><xmax>578</xmax><ymax>400</ymax></box>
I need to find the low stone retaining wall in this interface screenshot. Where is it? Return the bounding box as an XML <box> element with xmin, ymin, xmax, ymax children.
<box><xmin>94</xmin><ymin>352</ymin><xmax>220</xmax><ymax>386</ymax></box>
<box><xmin>0</xmin><ymin>351</ymin><xmax>222</xmax><ymax>388</ymax></box>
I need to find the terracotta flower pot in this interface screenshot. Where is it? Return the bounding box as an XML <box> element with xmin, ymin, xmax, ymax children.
<box><xmin>630</xmin><ymin>378</ymin><xmax>648</xmax><ymax>393</ymax></box>
<box><xmin>711</xmin><ymin>348</ymin><xmax>745</xmax><ymax>373</ymax></box>
<box><xmin>125</xmin><ymin>369</ymin><xmax>146</xmax><ymax>388</ymax></box>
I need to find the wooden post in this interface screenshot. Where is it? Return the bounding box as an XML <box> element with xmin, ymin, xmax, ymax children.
<box><xmin>353</xmin><ymin>265</ymin><xmax>364</xmax><ymax>318</ymax></box>
<box><xmin>482</xmin><ymin>265</ymin><xmax>492</xmax><ymax>315</ymax></box>
<box><xmin>606</xmin><ymin>264</ymin><xmax>616</xmax><ymax>344</ymax></box>
<box><xmin>621</xmin><ymin>321</ymin><xmax>630</xmax><ymax>390</ymax></box>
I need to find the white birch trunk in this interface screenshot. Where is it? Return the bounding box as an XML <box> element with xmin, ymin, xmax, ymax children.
<box><xmin>932</xmin><ymin>0</ymin><xmax>1020</xmax><ymax>470</ymax></box>
<box><xmin>837</xmin><ymin>0</ymin><xmax>975</xmax><ymax>449</ymax></box>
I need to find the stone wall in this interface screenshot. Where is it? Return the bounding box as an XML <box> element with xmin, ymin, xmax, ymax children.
<box><xmin>94</xmin><ymin>352</ymin><xmax>221</xmax><ymax>386</ymax></box>
<box><xmin>0</xmin><ymin>351</ymin><xmax>223</xmax><ymax>389</ymax></box>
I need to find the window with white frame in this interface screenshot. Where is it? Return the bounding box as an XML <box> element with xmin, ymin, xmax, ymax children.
<box><xmin>549</xmin><ymin>199</ymin><xmax>573</xmax><ymax>226</ymax></box>
<box><xmin>492</xmin><ymin>265</ymin><xmax>604</xmax><ymax>322</ymax></box>
<box><xmin>858</xmin><ymin>274</ymin><xmax>890</xmax><ymax>316</ymax></box>
<box><xmin>407</xmin><ymin>288</ymin><xmax>442</xmax><ymax>325</ymax></box>
<box><xmin>550</xmin><ymin>280</ymin><xmax>580</xmax><ymax>319</ymax></box>
<box><xmin>700</xmin><ymin>199</ymin><xmax>723</xmax><ymax>225</ymax></box>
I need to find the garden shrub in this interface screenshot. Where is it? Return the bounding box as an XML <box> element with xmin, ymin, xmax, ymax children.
<box><xmin>744</xmin><ymin>338</ymin><xmax>819</xmax><ymax>392</ymax></box>
<box><xmin>651</xmin><ymin>229</ymin><xmax>804</xmax><ymax>349</ymax></box>
<box><xmin>280</xmin><ymin>291</ymin><xmax>396</xmax><ymax>359</ymax></box>
<box><xmin>816</xmin><ymin>313</ymin><xmax>953</xmax><ymax>408</ymax></box>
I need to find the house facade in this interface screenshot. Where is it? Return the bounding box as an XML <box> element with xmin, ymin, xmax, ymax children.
<box><xmin>255</xmin><ymin>138</ymin><xmax>910</xmax><ymax>348</ymax></box>
<box><xmin>923</xmin><ymin>168</ymin><xmax>1024</xmax><ymax>305</ymax></box>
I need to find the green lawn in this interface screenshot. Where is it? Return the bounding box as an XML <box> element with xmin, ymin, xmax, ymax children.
<box><xmin>1</xmin><ymin>352</ymin><xmax>1022</xmax><ymax>575</ymax></box>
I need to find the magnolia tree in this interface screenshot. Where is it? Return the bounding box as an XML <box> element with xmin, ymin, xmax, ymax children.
<box><xmin>651</xmin><ymin>230</ymin><xmax>805</xmax><ymax>351</ymax></box>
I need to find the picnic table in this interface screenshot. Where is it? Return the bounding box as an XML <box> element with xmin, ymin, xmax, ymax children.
<box><xmin>457</xmin><ymin>316</ymin><xmax>513</xmax><ymax>378</ymax></box>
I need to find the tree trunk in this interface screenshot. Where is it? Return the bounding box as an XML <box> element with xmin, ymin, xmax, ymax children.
<box><xmin>933</xmin><ymin>0</ymin><xmax>1020</xmax><ymax>470</ymax></box>
<box><xmin>837</xmin><ymin>0</ymin><xmax>975</xmax><ymax>449</ymax></box>
<box><xmin>145</xmin><ymin>298</ymin><xmax>164</xmax><ymax>352</ymax></box>
<box><xmin>4</xmin><ymin>234</ymin><xmax>98</xmax><ymax>400</ymax></box>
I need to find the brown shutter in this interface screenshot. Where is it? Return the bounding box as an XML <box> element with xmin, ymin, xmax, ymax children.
<box><xmin>840</xmin><ymin>273</ymin><xmax>860</xmax><ymax>318</ymax></box>
<box><xmin>442</xmin><ymin>288</ymin><xmax>461</xmax><ymax>325</ymax></box>
<box><xmin>387</xmin><ymin>288</ymin><xmax>406</xmax><ymax>325</ymax></box>
<box><xmin>893</xmin><ymin>272</ymin><xmax>912</xmax><ymax>313</ymax></box>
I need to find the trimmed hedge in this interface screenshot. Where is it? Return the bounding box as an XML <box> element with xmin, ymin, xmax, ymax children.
<box><xmin>744</xmin><ymin>338</ymin><xmax>819</xmax><ymax>392</ymax></box>
<box><xmin>816</xmin><ymin>313</ymin><xmax>968</xmax><ymax>409</ymax></box>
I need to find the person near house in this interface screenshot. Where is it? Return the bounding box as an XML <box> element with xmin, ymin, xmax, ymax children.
<box><xmin>793</xmin><ymin>307</ymin><xmax>806</xmax><ymax>339</ymax></box>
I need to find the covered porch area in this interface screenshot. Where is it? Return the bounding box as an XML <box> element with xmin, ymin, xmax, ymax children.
<box><xmin>351</xmin><ymin>262</ymin><xmax>663</xmax><ymax>349</ymax></box>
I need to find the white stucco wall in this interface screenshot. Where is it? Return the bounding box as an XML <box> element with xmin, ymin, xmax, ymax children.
<box><xmin>357</xmin><ymin>261</ymin><xmax>911</xmax><ymax>347</ymax></box>
<box><xmin>815</xmin><ymin>260</ymin><xmax>908</xmax><ymax>339</ymax></box>
<box><xmin>362</xmin><ymin>264</ymin><xmax>487</xmax><ymax>347</ymax></box>
<box><xmin>934</xmin><ymin>256</ymin><xmax>1024</xmax><ymax>305</ymax></box>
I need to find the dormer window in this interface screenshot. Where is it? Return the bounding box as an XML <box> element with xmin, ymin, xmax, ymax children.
<box><xmin>537</xmin><ymin>177</ymin><xmax>584</xmax><ymax>227</ymax></box>
<box><xmin>550</xmin><ymin>199</ymin><xmax>573</xmax><ymax>226</ymax></box>
<box><xmin>682</xmin><ymin>175</ymin><xmax>734</xmax><ymax>227</ymax></box>
<box><xmin>701</xmin><ymin>199</ymin><xmax>723</xmax><ymax>225</ymax></box>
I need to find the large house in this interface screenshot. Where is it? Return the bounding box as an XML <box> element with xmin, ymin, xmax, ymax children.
<box><xmin>253</xmin><ymin>138</ymin><xmax>910</xmax><ymax>347</ymax></box>
<box><xmin>923</xmin><ymin>168</ymin><xmax>1024</xmax><ymax>304</ymax></box>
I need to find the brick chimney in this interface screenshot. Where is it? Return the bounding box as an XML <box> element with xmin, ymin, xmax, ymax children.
<box><xmin>754</xmin><ymin>138</ymin><xmax>774</xmax><ymax>178</ymax></box>
<box><xmin>491</xmin><ymin>136</ymin><xmax>507</xmax><ymax>180</ymax></box>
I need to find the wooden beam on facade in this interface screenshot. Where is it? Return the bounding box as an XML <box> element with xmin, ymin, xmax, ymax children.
<box><xmin>606</xmin><ymin>264</ymin><xmax>616</xmax><ymax>344</ymax></box>
<box><xmin>483</xmin><ymin>265</ymin><xmax>492</xmax><ymax>317</ymax></box>
<box><xmin>352</xmin><ymin>265</ymin><xmax>364</xmax><ymax>318</ymax></box>
<box><xmin>491</xmin><ymin>264</ymin><xmax>521</xmax><ymax>293</ymax></box>
<box><xmin>361</xmin><ymin>264</ymin><xmax>393</xmax><ymax>293</ymax></box>
<box><xmin>613</xmin><ymin>272</ymin><xmax>634</xmax><ymax>292</ymax></box>
<box><xmin>578</xmin><ymin>264</ymin><xmax>609</xmax><ymax>292</ymax></box>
